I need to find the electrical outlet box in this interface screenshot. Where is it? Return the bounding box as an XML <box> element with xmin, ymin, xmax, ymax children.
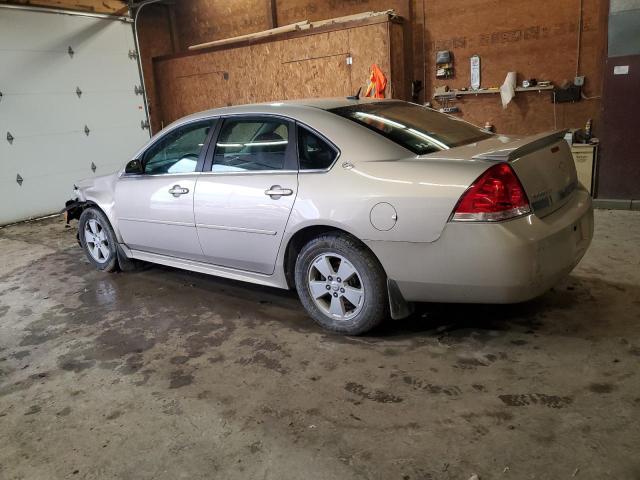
<box><xmin>574</xmin><ymin>76</ymin><xmax>585</xmax><ymax>86</ymax></box>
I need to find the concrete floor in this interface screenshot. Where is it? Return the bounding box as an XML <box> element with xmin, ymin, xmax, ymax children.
<box><xmin>0</xmin><ymin>210</ymin><xmax>639</xmax><ymax>480</ymax></box>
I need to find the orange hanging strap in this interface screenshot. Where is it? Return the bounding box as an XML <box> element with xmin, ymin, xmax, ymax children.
<box><xmin>364</xmin><ymin>64</ymin><xmax>387</xmax><ymax>99</ymax></box>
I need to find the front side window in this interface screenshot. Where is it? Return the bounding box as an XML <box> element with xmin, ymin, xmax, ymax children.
<box><xmin>298</xmin><ymin>127</ymin><xmax>337</xmax><ymax>170</ymax></box>
<box><xmin>212</xmin><ymin>118</ymin><xmax>289</xmax><ymax>172</ymax></box>
<box><xmin>329</xmin><ymin>101</ymin><xmax>492</xmax><ymax>155</ymax></box>
<box><xmin>143</xmin><ymin>120</ymin><xmax>213</xmax><ymax>174</ymax></box>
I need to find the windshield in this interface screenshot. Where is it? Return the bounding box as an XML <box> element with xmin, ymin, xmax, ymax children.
<box><xmin>329</xmin><ymin>101</ymin><xmax>492</xmax><ymax>155</ymax></box>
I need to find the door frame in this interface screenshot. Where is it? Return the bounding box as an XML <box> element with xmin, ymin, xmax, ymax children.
<box><xmin>202</xmin><ymin>114</ymin><xmax>298</xmax><ymax>173</ymax></box>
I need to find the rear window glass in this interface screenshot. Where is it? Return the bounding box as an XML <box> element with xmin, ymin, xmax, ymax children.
<box><xmin>329</xmin><ymin>101</ymin><xmax>492</xmax><ymax>155</ymax></box>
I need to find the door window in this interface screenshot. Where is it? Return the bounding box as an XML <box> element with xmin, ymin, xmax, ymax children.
<box><xmin>212</xmin><ymin>118</ymin><xmax>290</xmax><ymax>172</ymax></box>
<box><xmin>143</xmin><ymin>120</ymin><xmax>213</xmax><ymax>174</ymax></box>
<box><xmin>298</xmin><ymin>126</ymin><xmax>338</xmax><ymax>170</ymax></box>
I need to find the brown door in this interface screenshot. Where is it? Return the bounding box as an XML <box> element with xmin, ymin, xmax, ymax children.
<box><xmin>598</xmin><ymin>56</ymin><xmax>640</xmax><ymax>199</ymax></box>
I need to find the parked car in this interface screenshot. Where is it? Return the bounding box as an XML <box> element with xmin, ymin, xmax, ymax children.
<box><xmin>65</xmin><ymin>98</ymin><xmax>593</xmax><ymax>335</ymax></box>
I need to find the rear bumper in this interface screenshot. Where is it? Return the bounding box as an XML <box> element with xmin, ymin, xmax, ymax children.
<box><xmin>366</xmin><ymin>187</ymin><xmax>594</xmax><ymax>304</ymax></box>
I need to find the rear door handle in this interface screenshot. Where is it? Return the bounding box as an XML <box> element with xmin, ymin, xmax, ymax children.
<box><xmin>168</xmin><ymin>185</ymin><xmax>189</xmax><ymax>197</ymax></box>
<box><xmin>265</xmin><ymin>185</ymin><xmax>293</xmax><ymax>198</ymax></box>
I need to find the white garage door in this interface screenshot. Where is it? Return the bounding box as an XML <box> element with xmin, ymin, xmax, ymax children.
<box><xmin>0</xmin><ymin>6</ymin><xmax>150</xmax><ymax>225</ymax></box>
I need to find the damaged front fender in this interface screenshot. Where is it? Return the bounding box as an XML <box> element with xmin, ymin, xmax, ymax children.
<box><xmin>61</xmin><ymin>199</ymin><xmax>91</xmax><ymax>224</ymax></box>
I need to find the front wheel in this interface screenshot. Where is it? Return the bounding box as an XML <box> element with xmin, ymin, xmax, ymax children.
<box><xmin>78</xmin><ymin>208</ymin><xmax>118</xmax><ymax>272</ymax></box>
<box><xmin>294</xmin><ymin>233</ymin><xmax>388</xmax><ymax>335</ymax></box>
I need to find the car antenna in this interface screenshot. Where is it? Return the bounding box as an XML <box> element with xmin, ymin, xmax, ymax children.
<box><xmin>347</xmin><ymin>87</ymin><xmax>362</xmax><ymax>100</ymax></box>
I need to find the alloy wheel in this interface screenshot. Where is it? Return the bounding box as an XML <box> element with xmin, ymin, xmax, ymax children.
<box><xmin>84</xmin><ymin>218</ymin><xmax>111</xmax><ymax>263</ymax></box>
<box><xmin>307</xmin><ymin>253</ymin><xmax>365</xmax><ymax>321</ymax></box>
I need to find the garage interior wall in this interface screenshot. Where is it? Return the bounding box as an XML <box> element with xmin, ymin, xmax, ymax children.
<box><xmin>151</xmin><ymin>17</ymin><xmax>404</xmax><ymax>128</ymax></box>
<box><xmin>139</xmin><ymin>0</ymin><xmax>607</xmax><ymax>135</ymax></box>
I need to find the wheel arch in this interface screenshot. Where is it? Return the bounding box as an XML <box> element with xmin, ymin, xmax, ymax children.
<box><xmin>283</xmin><ymin>224</ymin><xmax>414</xmax><ymax>321</ymax></box>
<box><xmin>282</xmin><ymin>224</ymin><xmax>381</xmax><ymax>290</ymax></box>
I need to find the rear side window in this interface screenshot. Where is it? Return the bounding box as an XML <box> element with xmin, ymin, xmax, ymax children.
<box><xmin>212</xmin><ymin>118</ymin><xmax>289</xmax><ymax>172</ymax></box>
<box><xmin>329</xmin><ymin>101</ymin><xmax>492</xmax><ymax>155</ymax></box>
<box><xmin>143</xmin><ymin>120</ymin><xmax>213</xmax><ymax>174</ymax></box>
<box><xmin>297</xmin><ymin>127</ymin><xmax>337</xmax><ymax>170</ymax></box>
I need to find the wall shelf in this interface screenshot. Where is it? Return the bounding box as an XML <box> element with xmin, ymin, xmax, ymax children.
<box><xmin>434</xmin><ymin>85</ymin><xmax>554</xmax><ymax>99</ymax></box>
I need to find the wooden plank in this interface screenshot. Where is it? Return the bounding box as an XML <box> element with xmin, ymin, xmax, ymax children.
<box><xmin>267</xmin><ymin>0</ymin><xmax>277</xmax><ymax>29</ymax></box>
<box><xmin>1</xmin><ymin>0</ymin><xmax>129</xmax><ymax>15</ymax></box>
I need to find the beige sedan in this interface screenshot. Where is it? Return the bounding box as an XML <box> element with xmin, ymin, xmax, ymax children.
<box><xmin>65</xmin><ymin>98</ymin><xmax>593</xmax><ymax>335</ymax></box>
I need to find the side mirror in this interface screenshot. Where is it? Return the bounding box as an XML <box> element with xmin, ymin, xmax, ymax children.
<box><xmin>125</xmin><ymin>159</ymin><xmax>143</xmax><ymax>174</ymax></box>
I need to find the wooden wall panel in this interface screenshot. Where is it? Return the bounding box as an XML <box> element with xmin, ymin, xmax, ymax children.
<box><xmin>152</xmin><ymin>20</ymin><xmax>396</xmax><ymax>126</ymax></box>
<box><xmin>389</xmin><ymin>21</ymin><xmax>406</xmax><ymax>100</ymax></box>
<box><xmin>138</xmin><ymin>4</ymin><xmax>176</xmax><ymax>132</ymax></box>
<box><xmin>424</xmin><ymin>0</ymin><xmax>608</xmax><ymax>135</ymax></box>
<box><xmin>349</xmin><ymin>22</ymin><xmax>392</xmax><ymax>96</ymax></box>
<box><xmin>279</xmin><ymin>56</ymin><xmax>352</xmax><ymax>99</ymax></box>
<box><xmin>280</xmin><ymin>30</ymin><xmax>350</xmax><ymax>63</ymax></box>
<box><xmin>0</xmin><ymin>0</ymin><xmax>127</xmax><ymax>14</ymax></box>
<box><xmin>275</xmin><ymin>0</ymin><xmax>410</xmax><ymax>26</ymax></box>
<box><xmin>173</xmin><ymin>0</ymin><xmax>271</xmax><ymax>50</ymax></box>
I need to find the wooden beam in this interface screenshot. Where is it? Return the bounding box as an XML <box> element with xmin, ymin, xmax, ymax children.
<box><xmin>0</xmin><ymin>0</ymin><xmax>129</xmax><ymax>15</ymax></box>
<box><xmin>266</xmin><ymin>0</ymin><xmax>277</xmax><ymax>29</ymax></box>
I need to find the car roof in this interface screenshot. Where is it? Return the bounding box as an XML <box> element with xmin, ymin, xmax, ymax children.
<box><xmin>177</xmin><ymin>97</ymin><xmax>398</xmax><ymax>124</ymax></box>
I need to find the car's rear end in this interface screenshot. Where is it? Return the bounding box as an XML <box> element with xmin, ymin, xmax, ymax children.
<box><xmin>410</xmin><ymin>132</ymin><xmax>593</xmax><ymax>303</ymax></box>
<box><xmin>328</xmin><ymin>100</ymin><xmax>593</xmax><ymax>304</ymax></box>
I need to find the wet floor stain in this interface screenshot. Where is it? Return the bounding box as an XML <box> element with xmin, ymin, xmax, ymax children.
<box><xmin>498</xmin><ymin>393</ymin><xmax>573</xmax><ymax>408</ymax></box>
<box><xmin>588</xmin><ymin>382</ymin><xmax>616</xmax><ymax>394</ymax></box>
<box><xmin>402</xmin><ymin>376</ymin><xmax>462</xmax><ymax>396</ymax></box>
<box><xmin>344</xmin><ymin>382</ymin><xmax>403</xmax><ymax>404</ymax></box>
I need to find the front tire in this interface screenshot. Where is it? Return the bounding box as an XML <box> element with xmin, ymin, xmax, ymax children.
<box><xmin>78</xmin><ymin>208</ymin><xmax>118</xmax><ymax>272</ymax></box>
<box><xmin>294</xmin><ymin>233</ymin><xmax>388</xmax><ymax>335</ymax></box>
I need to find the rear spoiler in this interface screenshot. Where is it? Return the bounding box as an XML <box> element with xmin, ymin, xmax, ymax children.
<box><xmin>473</xmin><ymin>130</ymin><xmax>568</xmax><ymax>162</ymax></box>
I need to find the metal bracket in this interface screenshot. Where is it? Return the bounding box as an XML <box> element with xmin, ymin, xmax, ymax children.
<box><xmin>134</xmin><ymin>85</ymin><xmax>144</xmax><ymax>95</ymax></box>
<box><xmin>84</xmin><ymin>125</ymin><xmax>90</xmax><ymax>136</ymax></box>
<box><xmin>128</xmin><ymin>49</ymin><xmax>138</xmax><ymax>60</ymax></box>
<box><xmin>68</xmin><ymin>46</ymin><xmax>74</xmax><ymax>58</ymax></box>
<box><xmin>91</xmin><ymin>162</ymin><xmax>97</xmax><ymax>173</ymax></box>
<box><xmin>76</xmin><ymin>86</ymin><xmax>82</xmax><ymax>98</ymax></box>
<box><xmin>16</xmin><ymin>174</ymin><xmax>23</xmax><ymax>186</ymax></box>
<box><xmin>6</xmin><ymin>131</ymin><xmax>14</xmax><ymax>144</ymax></box>
<box><xmin>141</xmin><ymin>119</ymin><xmax>150</xmax><ymax>130</ymax></box>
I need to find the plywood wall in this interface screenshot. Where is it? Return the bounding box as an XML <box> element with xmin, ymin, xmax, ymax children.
<box><xmin>0</xmin><ymin>0</ymin><xmax>127</xmax><ymax>14</ymax></box>
<box><xmin>152</xmin><ymin>0</ymin><xmax>607</xmax><ymax>137</ymax></box>
<box><xmin>137</xmin><ymin>4</ymin><xmax>177</xmax><ymax>132</ymax></box>
<box><xmin>152</xmin><ymin>20</ymin><xmax>400</xmax><ymax>128</ymax></box>
<box><xmin>423</xmin><ymin>0</ymin><xmax>608</xmax><ymax>135</ymax></box>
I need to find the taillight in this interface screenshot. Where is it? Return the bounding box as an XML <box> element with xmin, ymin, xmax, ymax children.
<box><xmin>451</xmin><ymin>163</ymin><xmax>531</xmax><ymax>222</ymax></box>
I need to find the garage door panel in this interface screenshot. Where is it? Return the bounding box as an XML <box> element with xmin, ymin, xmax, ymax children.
<box><xmin>0</xmin><ymin>51</ymin><xmax>139</xmax><ymax>94</ymax></box>
<box><xmin>0</xmin><ymin>8</ymin><xmax>149</xmax><ymax>225</ymax></box>
<box><xmin>1</xmin><ymin>93</ymin><xmax>145</xmax><ymax>137</ymax></box>
<box><xmin>3</xmin><ymin>125</ymin><xmax>141</xmax><ymax>178</ymax></box>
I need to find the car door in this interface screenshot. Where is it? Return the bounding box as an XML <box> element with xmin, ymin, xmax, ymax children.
<box><xmin>194</xmin><ymin>115</ymin><xmax>298</xmax><ymax>274</ymax></box>
<box><xmin>115</xmin><ymin>118</ymin><xmax>216</xmax><ymax>260</ymax></box>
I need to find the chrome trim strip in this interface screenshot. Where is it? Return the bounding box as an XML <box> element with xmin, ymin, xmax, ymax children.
<box><xmin>199</xmin><ymin>170</ymin><xmax>298</xmax><ymax>176</ymax></box>
<box><xmin>119</xmin><ymin>217</ymin><xmax>193</xmax><ymax>227</ymax></box>
<box><xmin>120</xmin><ymin>172</ymin><xmax>200</xmax><ymax>178</ymax></box>
<box><xmin>0</xmin><ymin>3</ymin><xmax>132</xmax><ymax>21</ymax></box>
<box><xmin>195</xmin><ymin>223</ymin><xmax>277</xmax><ymax>235</ymax></box>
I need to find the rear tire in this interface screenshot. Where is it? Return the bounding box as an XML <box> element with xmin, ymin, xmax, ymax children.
<box><xmin>78</xmin><ymin>208</ymin><xmax>119</xmax><ymax>272</ymax></box>
<box><xmin>294</xmin><ymin>233</ymin><xmax>388</xmax><ymax>335</ymax></box>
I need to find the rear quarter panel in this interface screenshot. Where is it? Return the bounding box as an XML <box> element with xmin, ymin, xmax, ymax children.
<box><xmin>289</xmin><ymin>158</ymin><xmax>490</xmax><ymax>243</ymax></box>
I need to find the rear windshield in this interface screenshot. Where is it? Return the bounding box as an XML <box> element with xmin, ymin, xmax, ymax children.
<box><xmin>329</xmin><ymin>101</ymin><xmax>492</xmax><ymax>155</ymax></box>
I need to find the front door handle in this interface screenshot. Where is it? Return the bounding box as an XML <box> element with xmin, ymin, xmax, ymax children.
<box><xmin>265</xmin><ymin>185</ymin><xmax>293</xmax><ymax>199</ymax></box>
<box><xmin>168</xmin><ymin>185</ymin><xmax>189</xmax><ymax>197</ymax></box>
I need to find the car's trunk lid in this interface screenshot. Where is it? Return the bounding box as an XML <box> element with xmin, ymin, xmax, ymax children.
<box><xmin>472</xmin><ymin>130</ymin><xmax>579</xmax><ymax>218</ymax></box>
